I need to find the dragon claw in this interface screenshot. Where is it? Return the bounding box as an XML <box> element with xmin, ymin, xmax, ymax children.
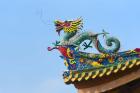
<box><xmin>52</xmin><ymin>40</ymin><xmax>60</xmax><ymax>46</ymax></box>
<box><xmin>82</xmin><ymin>41</ymin><xmax>92</xmax><ymax>50</ymax></box>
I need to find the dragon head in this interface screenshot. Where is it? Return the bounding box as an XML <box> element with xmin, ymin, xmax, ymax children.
<box><xmin>54</xmin><ymin>18</ymin><xmax>83</xmax><ymax>35</ymax></box>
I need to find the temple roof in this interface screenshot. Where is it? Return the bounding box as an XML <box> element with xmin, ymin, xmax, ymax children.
<box><xmin>64</xmin><ymin>59</ymin><xmax>140</xmax><ymax>84</ymax></box>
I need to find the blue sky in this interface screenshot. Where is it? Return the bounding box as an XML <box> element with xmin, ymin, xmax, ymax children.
<box><xmin>0</xmin><ymin>0</ymin><xmax>140</xmax><ymax>93</ymax></box>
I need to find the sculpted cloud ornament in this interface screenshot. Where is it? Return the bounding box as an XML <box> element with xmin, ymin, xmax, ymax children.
<box><xmin>48</xmin><ymin>18</ymin><xmax>140</xmax><ymax>84</ymax></box>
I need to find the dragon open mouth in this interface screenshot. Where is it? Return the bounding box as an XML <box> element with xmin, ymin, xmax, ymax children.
<box><xmin>54</xmin><ymin>21</ymin><xmax>63</xmax><ymax>35</ymax></box>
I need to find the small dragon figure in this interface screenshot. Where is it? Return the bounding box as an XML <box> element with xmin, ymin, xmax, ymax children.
<box><xmin>54</xmin><ymin>18</ymin><xmax>120</xmax><ymax>54</ymax></box>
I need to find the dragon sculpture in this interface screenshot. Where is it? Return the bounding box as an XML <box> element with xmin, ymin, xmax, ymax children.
<box><xmin>53</xmin><ymin>18</ymin><xmax>120</xmax><ymax>53</ymax></box>
<box><xmin>48</xmin><ymin>18</ymin><xmax>140</xmax><ymax>84</ymax></box>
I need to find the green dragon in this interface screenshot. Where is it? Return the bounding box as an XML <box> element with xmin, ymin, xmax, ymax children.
<box><xmin>54</xmin><ymin>18</ymin><xmax>120</xmax><ymax>54</ymax></box>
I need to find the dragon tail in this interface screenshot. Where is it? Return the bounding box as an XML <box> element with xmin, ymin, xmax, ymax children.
<box><xmin>94</xmin><ymin>37</ymin><xmax>121</xmax><ymax>54</ymax></box>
